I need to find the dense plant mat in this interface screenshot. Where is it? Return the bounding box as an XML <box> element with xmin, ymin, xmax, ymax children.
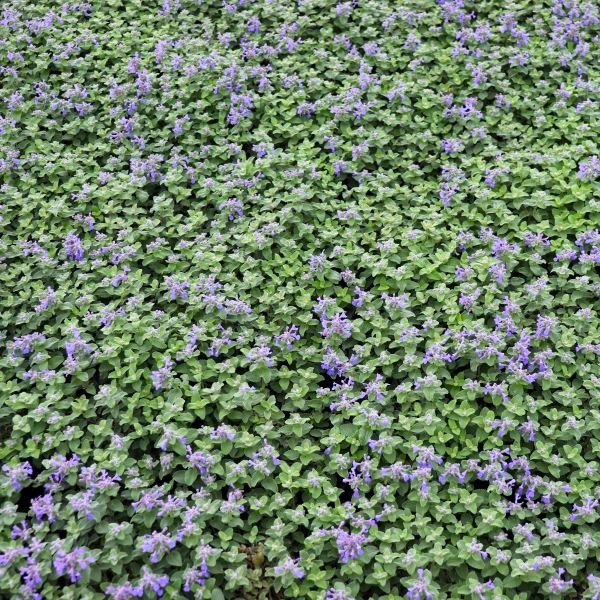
<box><xmin>0</xmin><ymin>0</ymin><xmax>599</xmax><ymax>598</ymax></box>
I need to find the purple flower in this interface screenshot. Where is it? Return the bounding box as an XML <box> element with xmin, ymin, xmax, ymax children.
<box><xmin>221</xmin><ymin>488</ymin><xmax>245</xmax><ymax>513</ymax></box>
<box><xmin>333</xmin><ymin>160</ymin><xmax>347</xmax><ymax>176</ymax></box>
<box><xmin>326</xmin><ymin>590</ymin><xmax>355</xmax><ymax>600</ymax></box>
<box><xmin>2</xmin><ymin>461</ymin><xmax>33</xmax><ymax>490</ymax></box>
<box><xmin>172</xmin><ymin>114</ymin><xmax>189</xmax><ymax>136</ymax></box>
<box><xmin>459</xmin><ymin>288</ymin><xmax>481</xmax><ymax>311</ymax></box>
<box><xmin>274</xmin><ymin>325</ymin><xmax>301</xmax><ymax>349</ymax></box>
<box><xmin>208</xmin><ymin>330</ymin><xmax>232</xmax><ymax>357</ymax></box>
<box><xmin>382</xmin><ymin>293</ymin><xmax>409</xmax><ymax>310</ymax></box>
<box><xmin>11</xmin><ymin>333</ymin><xmax>46</xmax><ymax>357</ymax></box>
<box><xmin>183</xmin><ymin>565</ymin><xmax>209</xmax><ymax>592</ymax></box>
<box><xmin>20</xmin><ymin>558</ymin><xmax>43</xmax><ymax>596</ymax></box>
<box><xmin>407</xmin><ymin>569</ymin><xmax>433</xmax><ymax>600</ymax></box>
<box><xmin>31</xmin><ymin>493</ymin><xmax>56</xmax><ymax>523</ymax></box>
<box><xmin>65</xmin><ymin>328</ymin><xmax>91</xmax><ymax>361</ymax></box>
<box><xmin>64</xmin><ymin>232</ymin><xmax>84</xmax><ymax>261</ymax></box>
<box><xmin>132</xmin><ymin>487</ymin><xmax>165</xmax><ymax>513</ymax></box>
<box><xmin>570</xmin><ymin>498</ymin><xmax>599</xmax><ymax>521</ymax></box>
<box><xmin>249</xmin><ymin>442</ymin><xmax>280</xmax><ymax>474</ymax></box>
<box><xmin>518</xmin><ymin>417</ymin><xmax>539</xmax><ymax>442</ymax></box>
<box><xmin>483</xmin><ymin>382</ymin><xmax>509</xmax><ymax>403</ymax></box>
<box><xmin>218</xmin><ymin>197</ymin><xmax>244</xmax><ymax>221</ymax></box>
<box><xmin>223</xmin><ymin>298</ymin><xmax>252</xmax><ymax>315</ymax></box>
<box><xmin>578</xmin><ymin>156</ymin><xmax>600</xmax><ymax>181</ymax></box>
<box><xmin>297</xmin><ymin>101</ymin><xmax>317</xmax><ymax>117</ymax></box>
<box><xmin>471</xmin><ymin>65</ymin><xmax>487</xmax><ymax>85</ymax></box>
<box><xmin>139</xmin><ymin>529</ymin><xmax>176</xmax><ymax>563</ymax></box>
<box><xmin>139</xmin><ymin>567</ymin><xmax>169</xmax><ymax>596</ymax></box>
<box><xmin>70</xmin><ymin>490</ymin><xmax>96</xmax><ymax>520</ymax></box>
<box><xmin>441</xmin><ymin>138</ymin><xmax>463</xmax><ymax>154</ymax></box>
<box><xmin>587</xmin><ymin>574</ymin><xmax>600</xmax><ymax>599</ymax></box>
<box><xmin>35</xmin><ymin>287</ymin><xmax>56</xmax><ymax>312</ymax></box>
<box><xmin>151</xmin><ymin>357</ymin><xmax>174</xmax><ymax>390</ymax></box>
<box><xmin>246</xmin><ymin>345</ymin><xmax>274</xmax><ymax>367</ymax></box>
<box><xmin>0</xmin><ymin>546</ymin><xmax>28</xmax><ymax>568</ymax></box>
<box><xmin>182</xmin><ymin>541</ymin><xmax>216</xmax><ymax>591</ymax></box>
<box><xmin>523</xmin><ymin>231</ymin><xmax>550</xmax><ymax>248</ymax></box>
<box><xmin>335</xmin><ymin>526</ymin><xmax>368</xmax><ymax>563</ymax></box>
<box><xmin>79</xmin><ymin>465</ymin><xmax>120</xmax><ymax>490</ymax></box>
<box><xmin>274</xmin><ymin>556</ymin><xmax>304</xmax><ymax>579</ymax></box>
<box><xmin>157</xmin><ymin>495</ymin><xmax>186</xmax><ymax>517</ymax></box>
<box><xmin>10</xmin><ymin>520</ymin><xmax>32</xmax><ymax>541</ymax></box>
<box><xmin>352</xmin><ymin>287</ymin><xmax>368</xmax><ymax>307</ymax></box>
<box><xmin>455</xmin><ymin>266</ymin><xmax>474</xmax><ymax>281</ymax></box>
<box><xmin>186</xmin><ymin>446</ymin><xmax>215</xmax><ymax>475</ymax></box>
<box><xmin>363</xmin><ymin>374</ymin><xmax>386</xmax><ymax>401</ymax></box>
<box><xmin>321</xmin><ymin>312</ymin><xmax>352</xmax><ymax>338</ymax></box>
<box><xmin>489</xmin><ymin>262</ymin><xmax>507</xmax><ymax>284</ymax></box>
<box><xmin>321</xmin><ymin>347</ymin><xmax>358</xmax><ymax>378</ymax></box>
<box><xmin>164</xmin><ymin>276</ymin><xmax>190</xmax><ymax>300</ymax></box>
<box><xmin>535</xmin><ymin>314</ymin><xmax>557</xmax><ymax>340</ymax></box>
<box><xmin>105</xmin><ymin>582</ymin><xmax>144</xmax><ymax>599</ymax></box>
<box><xmin>548</xmin><ymin>568</ymin><xmax>573</xmax><ymax>594</ymax></box>
<box><xmin>472</xmin><ymin>580</ymin><xmax>495</xmax><ymax>600</ymax></box>
<box><xmin>53</xmin><ymin>547</ymin><xmax>95</xmax><ymax>583</ymax></box>
<box><xmin>227</xmin><ymin>93</ymin><xmax>253</xmax><ymax>125</ymax></box>
<box><xmin>309</xmin><ymin>252</ymin><xmax>327</xmax><ymax>272</ymax></box>
<box><xmin>247</xmin><ymin>16</ymin><xmax>261</xmax><ymax>32</ymax></box>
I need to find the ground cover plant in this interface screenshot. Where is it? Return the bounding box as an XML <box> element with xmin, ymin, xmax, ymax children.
<box><xmin>0</xmin><ymin>0</ymin><xmax>599</xmax><ymax>597</ymax></box>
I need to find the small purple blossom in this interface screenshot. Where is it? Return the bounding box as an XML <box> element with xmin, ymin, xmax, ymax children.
<box><xmin>246</xmin><ymin>345</ymin><xmax>274</xmax><ymax>367</ymax></box>
<box><xmin>275</xmin><ymin>325</ymin><xmax>301</xmax><ymax>349</ymax></box>
<box><xmin>139</xmin><ymin>567</ymin><xmax>169</xmax><ymax>596</ymax></box>
<box><xmin>2</xmin><ymin>461</ymin><xmax>33</xmax><ymax>490</ymax></box>
<box><xmin>64</xmin><ymin>232</ymin><xmax>85</xmax><ymax>261</ymax></box>
<box><xmin>578</xmin><ymin>156</ymin><xmax>600</xmax><ymax>181</ymax></box>
<box><xmin>139</xmin><ymin>529</ymin><xmax>177</xmax><ymax>563</ymax></box>
<box><xmin>441</xmin><ymin>138</ymin><xmax>464</xmax><ymax>154</ymax></box>
<box><xmin>31</xmin><ymin>493</ymin><xmax>56</xmax><ymax>523</ymax></box>
<box><xmin>219</xmin><ymin>197</ymin><xmax>244</xmax><ymax>221</ymax></box>
<box><xmin>548</xmin><ymin>568</ymin><xmax>573</xmax><ymax>594</ymax></box>
<box><xmin>407</xmin><ymin>569</ymin><xmax>433</xmax><ymax>600</ymax></box>
<box><xmin>321</xmin><ymin>311</ymin><xmax>352</xmax><ymax>338</ymax></box>
<box><xmin>151</xmin><ymin>357</ymin><xmax>174</xmax><ymax>390</ymax></box>
<box><xmin>335</xmin><ymin>526</ymin><xmax>368</xmax><ymax>563</ymax></box>
<box><xmin>53</xmin><ymin>547</ymin><xmax>96</xmax><ymax>583</ymax></box>
<box><xmin>274</xmin><ymin>556</ymin><xmax>305</xmax><ymax>579</ymax></box>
